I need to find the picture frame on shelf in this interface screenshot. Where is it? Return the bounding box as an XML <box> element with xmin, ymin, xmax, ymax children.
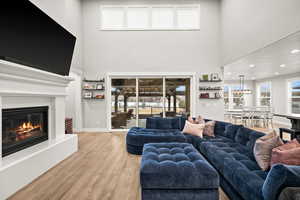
<box><xmin>97</xmin><ymin>84</ymin><xmax>104</xmax><ymax>90</ymax></box>
<box><xmin>211</xmin><ymin>73</ymin><xmax>219</xmax><ymax>81</ymax></box>
<box><xmin>84</xmin><ymin>92</ymin><xmax>92</xmax><ymax>98</ymax></box>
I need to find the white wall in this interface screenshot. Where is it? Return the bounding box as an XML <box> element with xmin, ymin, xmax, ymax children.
<box><xmin>221</xmin><ymin>0</ymin><xmax>300</xmax><ymax>65</ymax></box>
<box><xmin>29</xmin><ymin>0</ymin><xmax>83</xmax><ymax>71</ymax></box>
<box><xmin>81</xmin><ymin>0</ymin><xmax>223</xmax><ymax>130</ymax></box>
<box><xmin>255</xmin><ymin>72</ymin><xmax>300</xmax><ymax>126</ymax></box>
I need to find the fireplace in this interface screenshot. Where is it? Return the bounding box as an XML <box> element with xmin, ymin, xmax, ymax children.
<box><xmin>2</xmin><ymin>106</ymin><xmax>48</xmax><ymax>157</ymax></box>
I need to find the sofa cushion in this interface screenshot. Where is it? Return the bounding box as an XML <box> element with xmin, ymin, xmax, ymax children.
<box><xmin>146</xmin><ymin>117</ymin><xmax>159</xmax><ymax>129</ymax></box>
<box><xmin>179</xmin><ymin>117</ymin><xmax>187</xmax><ymax>131</ymax></box>
<box><xmin>235</xmin><ymin>126</ymin><xmax>253</xmax><ymax>145</ymax></box>
<box><xmin>262</xmin><ymin>164</ymin><xmax>300</xmax><ymax>200</ymax></box>
<box><xmin>246</xmin><ymin>131</ymin><xmax>265</xmax><ymax>151</ymax></box>
<box><xmin>214</xmin><ymin>121</ymin><xmax>231</xmax><ymax>137</ymax></box>
<box><xmin>126</xmin><ymin>127</ymin><xmax>186</xmax><ymax>146</ymax></box>
<box><xmin>223</xmin><ymin>158</ymin><xmax>265</xmax><ymax>200</ymax></box>
<box><xmin>157</xmin><ymin>118</ymin><xmax>173</xmax><ymax>129</ymax></box>
<box><xmin>171</xmin><ymin>117</ymin><xmax>181</xmax><ymax>130</ymax></box>
<box><xmin>140</xmin><ymin>143</ymin><xmax>219</xmax><ymax>190</ymax></box>
<box><xmin>224</xmin><ymin>124</ymin><xmax>243</xmax><ymax>140</ymax></box>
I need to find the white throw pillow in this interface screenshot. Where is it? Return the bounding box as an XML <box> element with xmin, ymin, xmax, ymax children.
<box><xmin>182</xmin><ymin>120</ymin><xmax>205</xmax><ymax>138</ymax></box>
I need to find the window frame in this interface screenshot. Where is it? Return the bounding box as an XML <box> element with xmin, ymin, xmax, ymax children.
<box><xmin>100</xmin><ymin>4</ymin><xmax>201</xmax><ymax>31</ymax></box>
<box><xmin>256</xmin><ymin>81</ymin><xmax>272</xmax><ymax>107</ymax></box>
<box><xmin>287</xmin><ymin>77</ymin><xmax>300</xmax><ymax>115</ymax></box>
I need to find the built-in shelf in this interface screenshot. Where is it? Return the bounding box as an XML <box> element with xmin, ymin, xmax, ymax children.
<box><xmin>82</xmin><ymin>89</ymin><xmax>105</xmax><ymax>91</ymax></box>
<box><xmin>199</xmin><ymin>74</ymin><xmax>223</xmax><ymax>100</ymax></box>
<box><xmin>83</xmin><ymin>79</ymin><xmax>105</xmax><ymax>83</ymax></box>
<box><xmin>83</xmin><ymin>97</ymin><xmax>105</xmax><ymax>100</ymax></box>
<box><xmin>82</xmin><ymin>78</ymin><xmax>105</xmax><ymax>100</ymax></box>
<box><xmin>199</xmin><ymin>89</ymin><xmax>222</xmax><ymax>91</ymax></box>
<box><xmin>199</xmin><ymin>97</ymin><xmax>222</xmax><ymax>100</ymax></box>
<box><xmin>199</xmin><ymin>80</ymin><xmax>222</xmax><ymax>83</ymax></box>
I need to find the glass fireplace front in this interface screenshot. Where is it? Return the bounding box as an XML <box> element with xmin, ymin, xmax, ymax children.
<box><xmin>2</xmin><ymin>106</ymin><xmax>48</xmax><ymax>157</ymax></box>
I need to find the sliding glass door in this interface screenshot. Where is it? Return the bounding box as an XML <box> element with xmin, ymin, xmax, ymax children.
<box><xmin>165</xmin><ymin>78</ymin><xmax>191</xmax><ymax>116</ymax></box>
<box><xmin>110</xmin><ymin>76</ymin><xmax>192</xmax><ymax>130</ymax></box>
<box><xmin>138</xmin><ymin>78</ymin><xmax>164</xmax><ymax>127</ymax></box>
<box><xmin>111</xmin><ymin>79</ymin><xmax>137</xmax><ymax>129</ymax></box>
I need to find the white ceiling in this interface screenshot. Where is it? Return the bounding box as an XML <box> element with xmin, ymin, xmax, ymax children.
<box><xmin>224</xmin><ymin>31</ymin><xmax>300</xmax><ymax>81</ymax></box>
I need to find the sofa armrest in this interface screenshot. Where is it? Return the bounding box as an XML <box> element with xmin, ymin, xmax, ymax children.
<box><xmin>262</xmin><ymin>164</ymin><xmax>300</xmax><ymax>200</ymax></box>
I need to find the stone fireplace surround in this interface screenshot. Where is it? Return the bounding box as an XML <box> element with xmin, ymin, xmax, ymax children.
<box><xmin>0</xmin><ymin>60</ymin><xmax>78</xmax><ymax>199</ymax></box>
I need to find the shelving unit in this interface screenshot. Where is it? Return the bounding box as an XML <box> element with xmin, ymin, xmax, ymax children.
<box><xmin>82</xmin><ymin>79</ymin><xmax>105</xmax><ymax>100</ymax></box>
<box><xmin>199</xmin><ymin>74</ymin><xmax>223</xmax><ymax>100</ymax></box>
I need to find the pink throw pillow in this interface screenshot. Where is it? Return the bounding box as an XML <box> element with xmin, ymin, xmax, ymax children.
<box><xmin>271</xmin><ymin>139</ymin><xmax>300</xmax><ymax>166</ymax></box>
<box><xmin>182</xmin><ymin>120</ymin><xmax>205</xmax><ymax>138</ymax></box>
<box><xmin>254</xmin><ymin>130</ymin><xmax>284</xmax><ymax>170</ymax></box>
<box><xmin>203</xmin><ymin>121</ymin><xmax>216</xmax><ymax>137</ymax></box>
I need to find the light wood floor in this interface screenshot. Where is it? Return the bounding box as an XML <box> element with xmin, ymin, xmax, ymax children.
<box><xmin>10</xmin><ymin>132</ymin><xmax>230</xmax><ymax>200</ymax></box>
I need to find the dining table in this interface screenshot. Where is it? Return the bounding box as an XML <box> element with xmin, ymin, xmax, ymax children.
<box><xmin>274</xmin><ymin>114</ymin><xmax>300</xmax><ymax>130</ymax></box>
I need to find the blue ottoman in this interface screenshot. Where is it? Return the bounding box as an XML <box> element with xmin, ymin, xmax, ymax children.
<box><xmin>140</xmin><ymin>143</ymin><xmax>219</xmax><ymax>200</ymax></box>
<box><xmin>126</xmin><ymin>127</ymin><xmax>186</xmax><ymax>155</ymax></box>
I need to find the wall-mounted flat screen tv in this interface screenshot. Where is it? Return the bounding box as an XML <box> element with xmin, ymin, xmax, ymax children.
<box><xmin>0</xmin><ymin>0</ymin><xmax>76</xmax><ymax>76</ymax></box>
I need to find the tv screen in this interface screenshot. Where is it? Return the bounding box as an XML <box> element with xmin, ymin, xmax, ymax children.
<box><xmin>0</xmin><ymin>0</ymin><xmax>76</xmax><ymax>76</ymax></box>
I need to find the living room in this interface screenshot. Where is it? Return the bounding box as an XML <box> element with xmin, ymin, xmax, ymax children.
<box><xmin>1</xmin><ymin>0</ymin><xmax>300</xmax><ymax>200</ymax></box>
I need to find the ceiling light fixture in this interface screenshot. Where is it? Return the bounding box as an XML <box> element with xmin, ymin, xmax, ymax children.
<box><xmin>291</xmin><ymin>49</ymin><xmax>300</xmax><ymax>54</ymax></box>
<box><xmin>280</xmin><ymin>64</ymin><xmax>286</xmax><ymax>68</ymax></box>
<box><xmin>249</xmin><ymin>64</ymin><xmax>255</xmax><ymax>68</ymax></box>
<box><xmin>232</xmin><ymin>75</ymin><xmax>252</xmax><ymax>95</ymax></box>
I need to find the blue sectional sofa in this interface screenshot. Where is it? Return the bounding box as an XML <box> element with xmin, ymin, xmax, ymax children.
<box><xmin>127</xmin><ymin>117</ymin><xmax>300</xmax><ymax>200</ymax></box>
<box><xmin>187</xmin><ymin>121</ymin><xmax>300</xmax><ymax>200</ymax></box>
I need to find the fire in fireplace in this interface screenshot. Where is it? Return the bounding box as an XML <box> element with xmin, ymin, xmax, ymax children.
<box><xmin>2</xmin><ymin>106</ymin><xmax>48</xmax><ymax>157</ymax></box>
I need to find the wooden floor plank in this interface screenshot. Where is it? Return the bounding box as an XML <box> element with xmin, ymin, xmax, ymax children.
<box><xmin>9</xmin><ymin>132</ymin><xmax>230</xmax><ymax>200</ymax></box>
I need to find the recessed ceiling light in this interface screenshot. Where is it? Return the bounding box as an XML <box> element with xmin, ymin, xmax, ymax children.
<box><xmin>291</xmin><ymin>49</ymin><xmax>300</xmax><ymax>54</ymax></box>
<box><xmin>280</xmin><ymin>64</ymin><xmax>286</xmax><ymax>68</ymax></box>
<box><xmin>249</xmin><ymin>64</ymin><xmax>255</xmax><ymax>68</ymax></box>
<box><xmin>227</xmin><ymin>72</ymin><xmax>232</xmax><ymax>75</ymax></box>
<box><xmin>274</xmin><ymin>72</ymin><xmax>280</xmax><ymax>75</ymax></box>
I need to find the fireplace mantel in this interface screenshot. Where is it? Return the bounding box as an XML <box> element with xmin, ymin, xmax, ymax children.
<box><xmin>0</xmin><ymin>60</ymin><xmax>78</xmax><ymax>199</ymax></box>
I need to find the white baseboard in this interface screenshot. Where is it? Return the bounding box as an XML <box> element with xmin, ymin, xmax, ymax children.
<box><xmin>80</xmin><ymin>128</ymin><xmax>110</xmax><ymax>133</ymax></box>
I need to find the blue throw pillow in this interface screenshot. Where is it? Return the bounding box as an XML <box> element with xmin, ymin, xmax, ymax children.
<box><xmin>235</xmin><ymin>126</ymin><xmax>253</xmax><ymax>145</ymax></box>
<box><xmin>157</xmin><ymin>118</ymin><xmax>173</xmax><ymax>129</ymax></box>
<box><xmin>224</xmin><ymin>124</ymin><xmax>243</xmax><ymax>140</ymax></box>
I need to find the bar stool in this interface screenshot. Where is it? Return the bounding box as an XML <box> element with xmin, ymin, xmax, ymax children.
<box><xmin>279</xmin><ymin>128</ymin><xmax>300</xmax><ymax>140</ymax></box>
